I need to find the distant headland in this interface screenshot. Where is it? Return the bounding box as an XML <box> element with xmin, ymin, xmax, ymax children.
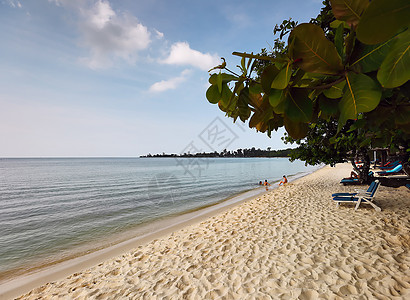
<box><xmin>140</xmin><ymin>147</ymin><xmax>293</xmax><ymax>158</ymax></box>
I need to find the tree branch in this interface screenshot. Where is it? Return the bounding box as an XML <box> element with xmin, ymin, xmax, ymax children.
<box><xmin>224</xmin><ymin>67</ymin><xmax>241</xmax><ymax>78</ymax></box>
<box><xmin>301</xmin><ymin>76</ymin><xmax>345</xmax><ymax>90</ymax></box>
<box><xmin>232</xmin><ymin>52</ymin><xmax>284</xmax><ymax>62</ymax></box>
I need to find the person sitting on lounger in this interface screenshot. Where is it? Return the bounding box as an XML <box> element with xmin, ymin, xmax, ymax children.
<box><xmin>279</xmin><ymin>175</ymin><xmax>287</xmax><ymax>186</ymax></box>
<box><xmin>343</xmin><ymin>171</ymin><xmax>359</xmax><ymax>180</ymax></box>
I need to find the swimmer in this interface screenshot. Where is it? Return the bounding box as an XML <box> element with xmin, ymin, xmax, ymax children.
<box><xmin>264</xmin><ymin>179</ymin><xmax>270</xmax><ymax>191</ymax></box>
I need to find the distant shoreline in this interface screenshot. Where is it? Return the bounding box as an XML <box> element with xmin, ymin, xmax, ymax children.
<box><xmin>140</xmin><ymin>156</ymin><xmax>291</xmax><ymax>158</ymax></box>
<box><xmin>140</xmin><ymin>147</ymin><xmax>294</xmax><ymax>158</ymax></box>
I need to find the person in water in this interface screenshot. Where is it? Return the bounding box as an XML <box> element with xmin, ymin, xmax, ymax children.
<box><xmin>279</xmin><ymin>175</ymin><xmax>288</xmax><ymax>186</ymax></box>
<box><xmin>264</xmin><ymin>179</ymin><xmax>270</xmax><ymax>190</ymax></box>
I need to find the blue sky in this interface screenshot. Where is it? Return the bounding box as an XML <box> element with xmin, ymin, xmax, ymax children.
<box><xmin>0</xmin><ymin>0</ymin><xmax>323</xmax><ymax>157</ymax></box>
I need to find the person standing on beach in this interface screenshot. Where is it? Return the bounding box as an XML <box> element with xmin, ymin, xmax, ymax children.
<box><xmin>264</xmin><ymin>180</ymin><xmax>270</xmax><ymax>191</ymax></box>
<box><xmin>279</xmin><ymin>175</ymin><xmax>287</xmax><ymax>186</ymax></box>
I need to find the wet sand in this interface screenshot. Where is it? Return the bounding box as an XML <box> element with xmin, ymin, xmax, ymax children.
<box><xmin>2</xmin><ymin>163</ymin><xmax>410</xmax><ymax>299</ymax></box>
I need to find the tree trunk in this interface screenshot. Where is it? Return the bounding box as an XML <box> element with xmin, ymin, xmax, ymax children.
<box><xmin>350</xmin><ymin>152</ymin><xmax>371</xmax><ymax>184</ymax></box>
<box><xmin>360</xmin><ymin>154</ymin><xmax>371</xmax><ymax>184</ymax></box>
<box><xmin>403</xmin><ymin>162</ymin><xmax>410</xmax><ymax>177</ymax></box>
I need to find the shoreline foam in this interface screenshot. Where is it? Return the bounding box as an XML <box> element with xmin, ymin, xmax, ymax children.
<box><xmin>2</xmin><ymin>163</ymin><xmax>409</xmax><ymax>299</ymax></box>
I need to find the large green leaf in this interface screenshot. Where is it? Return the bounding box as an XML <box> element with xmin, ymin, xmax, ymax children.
<box><xmin>291</xmin><ymin>68</ymin><xmax>306</xmax><ymax>86</ymax></box>
<box><xmin>395</xmin><ymin>105</ymin><xmax>410</xmax><ymax>125</ymax></box>
<box><xmin>344</xmin><ymin>32</ymin><xmax>356</xmax><ymax>60</ymax></box>
<box><xmin>260</xmin><ymin>65</ymin><xmax>280</xmax><ymax>94</ymax></box>
<box><xmin>319</xmin><ymin>95</ymin><xmax>340</xmax><ymax>119</ymax></box>
<box><xmin>323</xmin><ymin>80</ymin><xmax>346</xmax><ymax>99</ymax></box>
<box><xmin>217</xmin><ymin>72</ymin><xmax>223</xmax><ymax>93</ymax></box>
<box><xmin>249</xmin><ymin>81</ymin><xmax>263</xmax><ymax>94</ymax></box>
<box><xmin>269</xmin><ymin>89</ymin><xmax>286</xmax><ymax>108</ymax></box>
<box><xmin>330</xmin><ymin>0</ymin><xmax>369</xmax><ymax>28</ymax></box>
<box><xmin>289</xmin><ymin>24</ymin><xmax>344</xmax><ymax>75</ymax></box>
<box><xmin>377</xmin><ymin>30</ymin><xmax>410</xmax><ymax>88</ymax></box>
<box><xmin>273</xmin><ymin>98</ymin><xmax>287</xmax><ymax>115</ymax></box>
<box><xmin>237</xmin><ymin>87</ymin><xmax>251</xmax><ymax>109</ymax></box>
<box><xmin>219</xmin><ymin>84</ymin><xmax>233</xmax><ymax>106</ymax></box>
<box><xmin>272</xmin><ymin>62</ymin><xmax>292</xmax><ymax>89</ymax></box>
<box><xmin>260</xmin><ymin>95</ymin><xmax>274</xmax><ymax>123</ymax></box>
<box><xmin>218</xmin><ymin>91</ymin><xmax>236</xmax><ymax>113</ymax></box>
<box><xmin>230</xmin><ymin>79</ymin><xmax>245</xmax><ymax>101</ymax></box>
<box><xmin>334</xmin><ymin>23</ymin><xmax>345</xmax><ymax>59</ymax></box>
<box><xmin>249</xmin><ymin>95</ymin><xmax>273</xmax><ymax>132</ymax></box>
<box><xmin>208</xmin><ymin>73</ymin><xmax>237</xmax><ymax>85</ymax></box>
<box><xmin>365</xmin><ymin>105</ymin><xmax>393</xmax><ymax>128</ymax></box>
<box><xmin>284</xmin><ymin>117</ymin><xmax>309</xmax><ymax>139</ymax></box>
<box><xmin>356</xmin><ymin>0</ymin><xmax>410</xmax><ymax>45</ymax></box>
<box><xmin>330</xmin><ymin>20</ymin><xmax>350</xmax><ymax>29</ymax></box>
<box><xmin>284</xmin><ymin>88</ymin><xmax>313</xmax><ymax>123</ymax></box>
<box><xmin>207</xmin><ymin>83</ymin><xmax>233</xmax><ymax>105</ymax></box>
<box><xmin>238</xmin><ymin>91</ymin><xmax>251</xmax><ymax>122</ymax></box>
<box><xmin>267</xmin><ymin>114</ymin><xmax>284</xmax><ymax>132</ymax></box>
<box><xmin>339</xmin><ymin>72</ymin><xmax>382</xmax><ymax>124</ymax></box>
<box><xmin>206</xmin><ymin>85</ymin><xmax>221</xmax><ymax>104</ymax></box>
<box><xmin>351</xmin><ymin>39</ymin><xmax>394</xmax><ymax>72</ymax></box>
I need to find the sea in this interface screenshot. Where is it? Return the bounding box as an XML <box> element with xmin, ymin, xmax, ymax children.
<box><xmin>0</xmin><ymin>157</ymin><xmax>320</xmax><ymax>281</ymax></box>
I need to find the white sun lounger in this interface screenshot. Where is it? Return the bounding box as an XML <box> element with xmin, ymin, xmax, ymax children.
<box><xmin>332</xmin><ymin>180</ymin><xmax>381</xmax><ymax>211</ymax></box>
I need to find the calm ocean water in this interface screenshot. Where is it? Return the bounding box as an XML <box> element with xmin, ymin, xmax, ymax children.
<box><xmin>0</xmin><ymin>157</ymin><xmax>319</xmax><ymax>279</ymax></box>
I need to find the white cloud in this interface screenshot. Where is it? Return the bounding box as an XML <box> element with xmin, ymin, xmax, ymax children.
<box><xmin>50</xmin><ymin>0</ymin><xmax>151</xmax><ymax>69</ymax></box>
<box><xmin>6</xmin><ymin>0</ymin><xmax>22</xmax><ymax>8</ymax></box>
<box><xmin>154</xmin><ymin>29</ymin><xmax>164</xmax><ymax>39</ymax></box>
<box><xmin>161</xmin><ymin>42</ymin><xmax>220</xmax><ymax>71</ymax></box>
<box><xmin>149</xmin><ymin>69</ymin><xmax>192</xmax><ymax>93</ymax></box>
<box><xmin>48</xmin><ymin>1</ymin><xmax>219</xmax><ymax>71</ymax></box>
<box><xmin>87</xmin><ymin>0</ymin><xmax>115</xmax><ymax>29</ymax></box>
<box><xmin>78</xmin><ymin>0</ymin><xmax>151</xmax><ymax>69</ymax></box>
<box><xmin>48</xmin><ymin>0</ymin><xmax>88</xmax><ymax>9</ymax></box>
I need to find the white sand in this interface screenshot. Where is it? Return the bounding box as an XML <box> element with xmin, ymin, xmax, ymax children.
<box><xmin>5</xmin><ymin>163</ymin><xmax>410</xmax><ymax>299</ymax></box>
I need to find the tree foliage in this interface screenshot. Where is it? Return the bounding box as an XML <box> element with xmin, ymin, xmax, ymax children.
<box><xmin>140</xmin><ymin>148</ymin><xmax>293</xmax><ymax>158</ymax></box>
<box><xmin>206</xmin><ymin>0</ymin><xmax>410</xmax><ymax>182</ymax></box>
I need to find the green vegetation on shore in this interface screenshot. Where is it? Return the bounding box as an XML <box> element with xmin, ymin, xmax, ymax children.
<box><xmin>140</xmin><ymin>147</ymin><xmax>292</xmax><ymax>158</ymax></box>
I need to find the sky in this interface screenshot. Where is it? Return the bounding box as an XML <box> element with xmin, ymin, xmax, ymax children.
<box><xmin>0</xmin><ymin>0</ymin><xmax>324</xmax><ymax>157</ymax></box>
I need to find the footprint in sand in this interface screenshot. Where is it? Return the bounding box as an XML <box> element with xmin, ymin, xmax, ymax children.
<box><xmin>338</xmin><ymin>284</ymin><xmax>358</xmax><ymax>296</ymax></box>
<box><xmin>298</xmin><ymin>289</ymin><xmax>320</xmax><ymax>300</ymax></box>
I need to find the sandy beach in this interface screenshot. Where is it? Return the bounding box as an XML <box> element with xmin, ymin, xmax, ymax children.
<box><xmin>3</xmin><ymin>163</ymin><xmax>410</xmax><ymax>299</ymax></box>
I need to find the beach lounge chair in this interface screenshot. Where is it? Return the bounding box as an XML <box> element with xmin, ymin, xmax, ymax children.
<box><xmin>340</xmin><ymin>171</ymin><xmax>374</xmax><ymax>185</ymax></box>
<box><xmin>332</xmin><ymin>180</ymin><xmax>381</xmax><ymax>211</ymax></box>
<box><xmin>340</xmin><ymin>178</ymin><xmax>360</xmax><ymax>185</ymax></box>
<box><xmin>378</xmin><ymin>160</ymin><xmax>401</xmax><ymax>170</ymax></box>
<box><xmin>332</xmin><ymin>181</ymin><xmax>377</xmax><ymax>197</ymax></box>
<box><xmin>376</xmin><ymin>164</ymin><xmax>403</xmax><ymax>176</ymax></box>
